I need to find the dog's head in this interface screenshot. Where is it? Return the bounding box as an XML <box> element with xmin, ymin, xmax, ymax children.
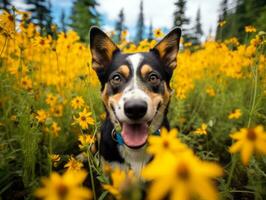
<box><xmin>90</xmin><ymin>27</ymin><xmax>181</xmax><ymax>149</ymax></box>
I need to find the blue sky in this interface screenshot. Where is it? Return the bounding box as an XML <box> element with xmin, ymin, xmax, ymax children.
<box><xmin>12</xmin><ymin>0</ymin><xmax>225</xmax><ymax>39</ymax></box>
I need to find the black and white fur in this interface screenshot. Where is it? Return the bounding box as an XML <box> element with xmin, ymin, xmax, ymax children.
<box><xmin>89</xmin><ymin>27</ymin><xmax>181</xmax><ymax>175</ymax></box>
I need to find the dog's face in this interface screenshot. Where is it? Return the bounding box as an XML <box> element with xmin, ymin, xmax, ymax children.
<box><xmin>90</xmin><ymin>27</ymin><xmax>181</xmax><ymax>149</ymax></box>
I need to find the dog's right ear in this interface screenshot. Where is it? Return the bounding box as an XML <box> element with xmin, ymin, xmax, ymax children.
<box><xmin>89</xmin><ymin>26</ymin><xmax>120</xmax><ymax>72</ymax></box>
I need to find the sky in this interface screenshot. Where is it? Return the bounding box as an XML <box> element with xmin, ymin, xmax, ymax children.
<box><xmin>12</xmin><ymin>0</ymin><xmax>223</xmax><ymax>39</ymax></box>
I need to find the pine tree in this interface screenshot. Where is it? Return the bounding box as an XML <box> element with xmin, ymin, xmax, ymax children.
<box><xmin>148</xmin><ymin>21</ymin><xmax>153</xmax><ymax>41</ymax></box>
<box><xmin>216</xmin><ymin>0</ymin><xmax>229</xmax><ymax>40</ymax></box>
<box><xmin>173</xmin><ymin>0</ymin><xmax>190</xmax><ymax>27</ymax></box>
<box><xmin>195</xmin><ymin>8</ymin><xmax>203</xmax><ymax>38</ymax></box>
<box><xmin>189</xmin><ymin>8</ymin><xmax>203</xmax><ymax>45</ymax></box>
<box><xmin>115</xmin><ymin>8</ymin><xmax>125</xmax><ymax>43</ymax></box>
<box><xmin>173</xmin><ymin>0</ymin><xmax>190</xmax><ymax>42</ymax></box>
<box><xmin>135</xmin><ymin>0</ymin><xmax>145</xmax><ymax>43</ymax></box>
<box><xmin>221</xmin><ymin>0</ymin><xmax>228</xmax><ymax>20</ymax></box>
<box><xmin>70</xmin><ymin>0</ymin><xmax>100</xmax><ymax>42</ymax></box>
<box><xmin>0</xmin><ymin>0</ymin><xmax>12</xmax><ymax>11</ymax></box>
<box><xmin>60</xmin><ymin>9</ymin><xmax>67</xmax><ymax>32</ymax></box>
<box><xmin>26</xmin><ymin>0</ymin><xmax>53</xmax><ymax>35</ymax></box>
<box><xmin>45</xmin><ymin>0</ymin><xmax>53</xmax><ymax>35</ymax></box>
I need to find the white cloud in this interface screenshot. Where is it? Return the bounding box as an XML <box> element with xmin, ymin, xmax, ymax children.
<box><xmin>98</xmin><ymin>0</ymin><xmax>220</xmax><ymax>37</ymax></box>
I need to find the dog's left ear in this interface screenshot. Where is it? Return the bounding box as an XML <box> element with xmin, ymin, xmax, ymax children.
<box><xmin>151</xmin><ymin>27</ymin><xmax>181</xmax><ymax>71</ymax></box>
<box><xmin>90</xmin><ymin>26</ymin><xmax>120</xmax><ymax>72</ymax></box>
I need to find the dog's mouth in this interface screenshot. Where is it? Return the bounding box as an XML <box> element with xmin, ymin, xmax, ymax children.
<box><xmin>111</xmin><ymin>102</ymin><xmax>162</xmax><ymax>149</ymax></box>
<box><xmin>121</xmin><ymin>123</ymin><xmax>148</xmax><ymax>149</ymax></box>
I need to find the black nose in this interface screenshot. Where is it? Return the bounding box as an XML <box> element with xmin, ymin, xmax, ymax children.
<box><xmin>124</xmin><ymin>100</ymin><xmax>147</xmax><ymax>120</ymax></box>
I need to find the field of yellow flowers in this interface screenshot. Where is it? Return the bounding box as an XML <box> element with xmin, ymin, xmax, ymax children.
<box><xmin>1</xmin><ymin>9</ymin><xmax>266</xmax><ymax>200</ymax></box>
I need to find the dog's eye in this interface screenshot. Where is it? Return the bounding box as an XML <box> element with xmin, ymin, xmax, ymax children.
<box><xmin>110</xmin><ymin>74</ymin><xmax>122</xmax><ymax>86</ymax></box>
<box><xmin>148</xmin><ymin>73</ymin><xmax>160</xmax><ymax>86</ymax></box>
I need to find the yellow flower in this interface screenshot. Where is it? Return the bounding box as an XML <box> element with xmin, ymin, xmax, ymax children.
<box><xmin>153</xmin><ymin>28</ymin><xmax>164</xmax><ymax>39</ymax></box>
<box><xmin>184</xmin><ymin>42</ymin><xmax>192</xmax><ymax>47</ymax></box>
<box><xmin>100</xmin><ymin>112</ymin><xmax>106</xmax><ymax>121</ymax></box>
<box><xmin>21</xmin><ymin>76</ymin><xmax>33</xmax><ymax>90</ymax></box>
<box><xmin>229</xmin><ymin>125</ymin><xmax>266</xmax><ymax>165</ymax></box>
<box><xmin>0</xmin><ymin>11</ymin><xmax>15</xmax><ymax>36</ymax></box>
<box><xmin>10</xmin><ymin>115</ymin><xmax>17</xmax><ymax>121</ymax></box>
<box><xmin>73</xmin><ymin>108</ymin><xmax>94</xmax><ymax>130</ymax></box>
<box><xmin>36</xmin><ymin>109</ymin><xmax>48</xmax><ymax>123</ymax></box>
<box><xmin>71</xmin><ymin>96</ymin><xmax>85</xmax><ymax>109</ymax></box>
<box><xmin>218</xmin><ymin>20</ymin><xmax>226</xmax><ymax>27</ymax></box>
<box><xmin>142</xmin><ymin>152</ymin><xmax>223</xmax><ymax>200</ymax></box>
<box><xmin>206</xmin><ymin>87</ymin><xmax>216</xmax><ymax>96</ymax></box>
<box><xmin>228</xmin><ymin>109</ymin><xmax>242</xmax><ymax>119</ymax></box>
<box><xmin>102</xmin><ymin>167</ymin><xmax>135</xmax><ymax>200</ymax></box>
<box><xmin>51</xmin><ymin>122</ymin><xmax>61</xmax><ymax>137</ymax></box>
<box><xmin>49</xmin><ymin>154</ymin><xmax>61</xmax><ymax>167</ymax></box>
<box><xmin>50</xmin><ymin>104</ymin><xmax>64</xmax><ymax>117</ymax></box>
<box><xmin>245</xmin><ymin>25</ymin><xmax>256</xmax><ymax>33</ymax></box>
<box><xmin>147</xmin><ymin>128</ymin><xmax>188</xmax><ymax>156</ymax></box>
<box><xmin>33</xmin><ymin>35</ymin><xmax>51</xmax><ymax>49</ymax></box>
<box><xmin>78</xmin><ymin>134</ymin><xmax>95</xmax><ymax>150</ymax></box>
<box><xmin>35</xmin><ymin>170</ymin><xmax>92</xmax><ymax>200</ymax></box>
<box><xmin>45</xmin><ymin>93</ymin><xmax>58</xmax><ymax>106</ymax></box>
<box><xmin>224</xmin><ymin>37</ymin><xmax>239</xmax><ymax>46</ymax></box>
<box><xmin>193</xmin><ymin>123</ymin><xmax>208</xmax><ymax>135</ymax></box>
<box><xmin>64</xmin><ymin>156</ymin><xmax>84</xmax><ymax>171</ymax></box>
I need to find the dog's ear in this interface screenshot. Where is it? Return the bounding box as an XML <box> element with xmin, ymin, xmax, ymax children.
<box><xmin>90</xmin><ymin>26</ymin><xmax>120</xmax><ymax>72</ymax></box>
<box><xmin>151</xmin><ymin>27</ymin><xmax>181</xmax><ymax>70</ymax></box>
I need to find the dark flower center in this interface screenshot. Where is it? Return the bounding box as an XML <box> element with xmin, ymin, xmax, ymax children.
<box><xmin>177</xmin><ymin>163</ymin><xmax>190</xmax><ymax>181</ymax></box>
<box><xmin>247</xmin><ymin>129</ymin><xmax>256</xmax><ymax>141</ymax></box>
<box><xmin>40</xmin><ymin>40</ymin><xmax>45</xmax><ymax>45</ymax></box>
<box><xmin>163</xmin><ymin>140</ymin><xmax>169</xmax><ymax>148</ymax></box>
<box><xmin>57</xmin><ymin>183</ymin><xmax>68</xmax><ymax>198</ymax></box>
<box><xmin>8</xmin><ymin>15</ymin><xmax>14</xmax><ymax>22</ymax></box>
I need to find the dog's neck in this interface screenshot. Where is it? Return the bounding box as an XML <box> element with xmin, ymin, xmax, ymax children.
<box><xmin>99</xmin><ymin>116</ymin><xmax>170</xmax><ymax>175</ymax></box>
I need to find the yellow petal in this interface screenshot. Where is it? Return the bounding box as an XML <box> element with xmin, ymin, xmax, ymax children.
<box><xmin>229</xmin><ymin>141</ymin><xmax>242</xmax><ymax>153</ymax></box>
<box><xmin>171</xmin><ymin>182</ymin><xmax>189</xmax><ymax>200</ymax></box>
<box><xmin>193</xmin><ymin>179</ymin><xmax>219</xmax><ymax>200</ymax></box>
<box><xmin>147</xmin><ymin>177</ymin><xmax>171</xmax><ymax>200</ymax></box>
<box><xmin>241</xmin><ymin>142</ymin><xmax>254</xmax><ymax>166</ymax></box>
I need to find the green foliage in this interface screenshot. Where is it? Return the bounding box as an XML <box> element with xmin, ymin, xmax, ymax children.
<box><xmin>70</xmin><ymin>0</ymin><xmax>100</xmax><ymax>42</ymax></box>
<box><xmin>216</xmin><ymin>0</ymin><xmax>266</xmax><ymax>41</ymax></box>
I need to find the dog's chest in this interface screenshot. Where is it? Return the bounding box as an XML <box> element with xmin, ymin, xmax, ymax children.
<box><xmin>118</xmin><ymin>145</ymin><xmax>151</xmax><ymax>176</ymax></box>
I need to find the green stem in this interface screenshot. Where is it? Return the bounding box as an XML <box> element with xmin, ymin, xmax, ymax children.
<box><xmin>48</xmin><ymin>132</ymin><xmax>53</xmax><ymax>173</ymax></box>
<box><xmin>226</xmin><ymin>154</ymin><xmax>237</xmax><ymax>188</ymax></box>
<box><xmin>88</xmin><ymin>155</ymin><xmax>96</xmax><ymax>200</ymax></box>
<box><xmin>247</xmin><ymin>63</ymin><xmax>258</xmax><ymax>127</ymax></box>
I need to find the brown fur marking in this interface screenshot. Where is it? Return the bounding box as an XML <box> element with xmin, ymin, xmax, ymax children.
<box><xmin>117</xmin><ymin>65</ymin><xmax>130</xmax><ymax>78</ymax></box>
<box><xmin>140</xmin><ymin>64</ymin><xmax>153</xmax><ymax>78</ymax></box>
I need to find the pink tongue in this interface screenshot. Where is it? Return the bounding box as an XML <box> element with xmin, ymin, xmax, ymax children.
<box><xmin>121</xmin><ymin>123</ymin><xmax>148</xmax><ymax>148</ymax></box>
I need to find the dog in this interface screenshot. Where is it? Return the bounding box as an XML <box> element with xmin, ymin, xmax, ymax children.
<box><xmin>89</xmin><ymin>27</ymin><xmax>181</xmax><ymax>175</ymax></box>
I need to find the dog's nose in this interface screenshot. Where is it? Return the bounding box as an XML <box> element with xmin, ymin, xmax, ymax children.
<box><xmin>124</xmin><ymin>100</ymin><xmax>147</xmax><ymax>120</ymax></box>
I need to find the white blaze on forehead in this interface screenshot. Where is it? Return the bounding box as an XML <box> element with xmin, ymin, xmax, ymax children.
<box><xmin>126</xmin><ymin>53</ymin><xmax>143</xmax><ymax>88</ymax></box>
